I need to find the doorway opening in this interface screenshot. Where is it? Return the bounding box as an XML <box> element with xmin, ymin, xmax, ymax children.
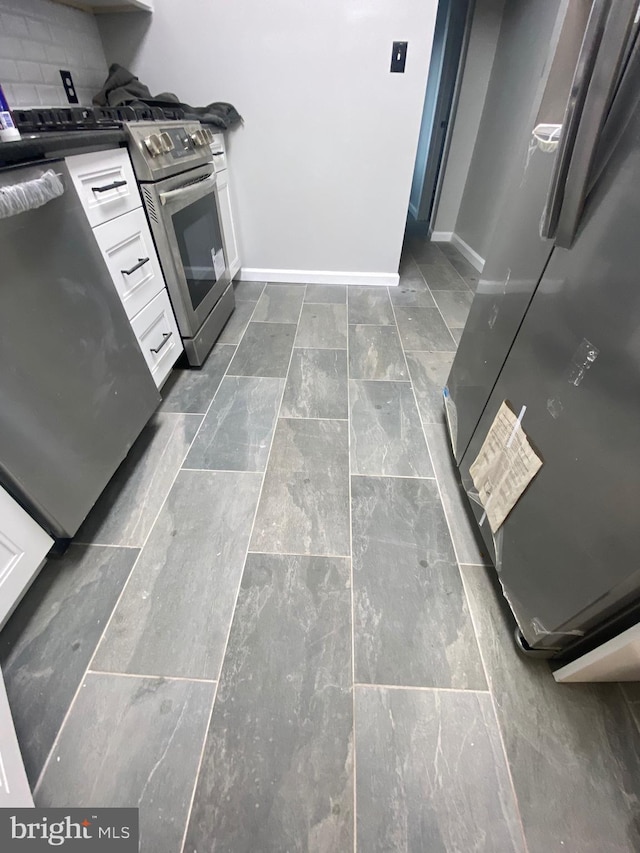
<box><xmin>408</xmin><ymin>0</ymin><xmax>472</xmax><ymax>237</ymax></box>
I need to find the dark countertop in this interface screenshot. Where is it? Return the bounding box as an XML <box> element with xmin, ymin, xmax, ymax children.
<box><xmin>0</xmin><ymin>129</ymin><xmax>127</xmax><ymax>169</ymax></box>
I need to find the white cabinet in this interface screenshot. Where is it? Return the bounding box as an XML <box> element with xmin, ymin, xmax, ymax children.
<box><xmin>93</xmin><ymin>208</ymin><xmax>165</xmax><ymax>320</ymax></box>
<box><xmin>0</xmin><ymin>670</ymin><xmax>33</xmax><ymax>807</ymax></box>
<box><xmin>210</xmin><ymin>134</ymin><xmax>241</xmax><ymax>280</ymax></box>
<box><xmin>130</xmin><ymin>290</ymin><xmax>182</xmax><ymax>387</ymax></box>
<box><xmin>66</xmin><ymin>149</ymin><xmax>139</xmax><ymax>228</ymax></box>
<box><xmin>0</xmin><ymin>487</ymin><xmax>52</xmax><ymax>631</ymax></box>
<box><xmin>66</xmin><ymin>147</ymin><xmax>183</xmax><ymax>388</ymax></box>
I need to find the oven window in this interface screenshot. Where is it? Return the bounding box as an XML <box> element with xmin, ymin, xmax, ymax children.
<box><xmin>172</xmin><ymin>193</ymin><xmax>226</xmax><ymax>311</ymax></box>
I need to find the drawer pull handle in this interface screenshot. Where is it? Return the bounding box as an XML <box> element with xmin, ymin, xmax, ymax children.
<box><xmin>150</xmin><ymin>331</ymin><xmax>173</xmax><ymax>354</ymax></box>
<box><xmin>92</xmin><ymin>180</ymin><xmax>127</xmax><ymax>193</ymax></box>
<box><xmin>121</xmin><ymin>257</ymin><xmax>150</xmax><ymax>276</ymax></box>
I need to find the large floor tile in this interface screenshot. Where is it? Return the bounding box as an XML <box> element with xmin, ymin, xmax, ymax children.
<box><xmin>281</xmin><ymin>348</ymin><xmax>348</xmax><ymax>419</ymax></box>
<box><xmin>228</xmin><ymin>321</ymin><xmax>297</xmax><ymax>377</ymax></box>
<box><xmin>183</xmin><ymin>376</ymin><xmax>284</xmax><ymax>472</ymax></box>
<box><xmin>295</xmin><ymin>303</ymin><xmax>347</xmax><ymax>349</ymax></box>
<box><xmin>305</xmin><ymin>283</ymin><xmax>346</xmax><ymax>303</ymax></box>
<box><xmin>218</xmin><ymin>299</ymin><xmax>255</xmax><ymax>344</ymax></box>
<box><xmin>419</xmin><ymin>261</ymin><xmax>470</xmax><ymax>292</ymax></box>
<box><xmin>388</xmin><ymin>273</ymin><xmax>436</xmax><ymax>309</ymax></box>
<box><xmin>251</xmin><ymin>283</ymin><xmax>305</xmax><ymax>323</ymax></box>
<box><xmin>432</xmin><ymin>289</ymin><xmax>474</xmax><ymax>328</ymax></box>
<box><xmin>424</xmin><ymin>421</ymin><xmax>489</xmax><ymax>565</ymax></box>
<box><xmin>352</xmin><ymin>476</ymin><xmax>485</xmax><ymax>688</ymax></box>
<box><xmin>184</xmin><ymin>553</ymin><xmax>353</xmax><ymax>852</ymax></box>
<box><xmin>394</xmin><ymin>306</ymin><xmax>457</xmax><ymax>352</ymax></box>
<box><xmin>347</xmin><ymin>286</ymin><xmax>395</xmax><ymax>325</ymax></box>
<box><xmin>349</xmin><ymin>381</ymin><xmax>433</xmax><ymax>477</ymax></box>
<box><xmin>37</xmin><ymin>673</ymin><xmax>214</xmax><ymax>853</ymax></box>
<box><xmin>451</xmin><ymin>327</ymin><xmax>463</xmax><ymax>346</ymax></box>
<box><xmin>461</xmin><ymin>565</ymin><xmax>640</xmax><ymax>853</ymax></box>
<box><xmin>355</xmin><ymin>686</ymin><xmax>524</xmax><ymax>852</ymax></box>
<box><xmin>437</xmin><ymin>242</ymin><xmax>480</xmax><ymax>287</ymax></box>
<box><xmin>93</xmin><ymin>470</ymin><xmax>262</xmax><ymax>679</ymax></box>
<box><xmin>405</xmin><ymin>351</ymin><xmax>454</xmax><ymax>424</ymax></box>
<box><xmin>405</xmin><ymin>237</ymin><xmax>446</xmax><ymax>266</ymax></box>
<box><xmin>251</xmin><ymin>418</ymin><xmax>350</xmax><ymax>556</ymax></box>
<box><xmin>348</xmin><ymin>324</ymin><xmax>408</xmax><ymax>381</ymax></box>
<box><xmin>233</xmin><ymin>280</ymin><xmax>265</xmax><ymax>302</ymax></box>
<box><xmin>0</xmin><ymin>545</ymin><xmax>138</xmax><ymax>785</ymax></box>
<box><xmin>158</xmin><ymin>344</ymin><xmax>235</xmax><ymax>414</ymax></box>
<box><xmin>76</xmin><ymin>413</ymin><xmax>202</xmax><ymax>547</ymax></box>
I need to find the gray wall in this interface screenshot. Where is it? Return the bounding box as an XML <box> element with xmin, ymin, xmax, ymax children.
<box><xmin>454</xmin><ymin>0</ymin><xmax>564</xmax><ymax>260</ymax></box>
<box><xmin>433</xmin><ymin>0</ymin><xmax>505</xmax><ymax>236</ymax></box>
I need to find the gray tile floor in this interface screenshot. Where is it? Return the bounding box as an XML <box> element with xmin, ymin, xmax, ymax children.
<box><xmin>2</xmin><ymin>240</ymin><xmax>640</xmax><ymax>852</ymax></box>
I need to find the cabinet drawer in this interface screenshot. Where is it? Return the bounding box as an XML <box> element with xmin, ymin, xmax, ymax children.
<box><xmin>93</xmin><ymin>208</ymin><xmax>165</xmax><ymax>319</ymax></box>
<box><xmin>0</xmin><ymin>487</ymin><xmax>53</xmax><ymax>630</ymax></box>
<box><xmin>66</xmin><ymin>148</ymin><xmax>140</xmax><ymax>227</ymax></box>
<box><xmin>130</xmin><ymin>290</ymin><xmax>183</xmax><ymax>387</ymax></box>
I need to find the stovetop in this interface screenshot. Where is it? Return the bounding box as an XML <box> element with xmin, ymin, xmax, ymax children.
<box><xmin>12</xmin><ymin>105</ymin><xmax>186</xmax><ymax>134</ymax></box>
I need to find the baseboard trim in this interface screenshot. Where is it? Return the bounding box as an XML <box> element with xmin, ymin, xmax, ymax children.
<box><xmin>239</xmin><ymin>268</ymin><xmax>400</xmax><ymax>287</ymax></box>
<box><xmin>450</xmin><ymin>233</ymin><xmax>485</xmax><ymax>272</ymax></box>
<box><xmin>430</xmin><ymin>230</ymin><xmax>453</xmax><ymax>242</ymax></box>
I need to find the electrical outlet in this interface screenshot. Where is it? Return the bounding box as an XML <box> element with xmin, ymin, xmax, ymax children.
<box><xmin>59</xmin><ymin>70</ymin><xmax>79</xmax><ymax>104</ymax></box>
<box><xmin>390</xmin><ymin>41</ymin><xmax>408</xmax><ymax>73</ymax></box>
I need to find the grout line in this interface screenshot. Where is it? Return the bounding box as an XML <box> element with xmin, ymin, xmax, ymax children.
<box><xmin>178</xmin><ymin>286</ymin><xmax>307</xmax><ymax>853</ymax></box>
<box><xmin>246</xmin><ymin>550</ymin><xmax>351</xmax><ymax>560</ymax></box>
<box><xmin>349</xmin><ymin>472</ymin><xmax>437</xmax><ymax>482</ymax></box>
<box><xmin>346</xmin><ymin>322</ymin><xmax>396</xmax><ymax>327</ymax></box>
<box><xmin>70</xmin><ymin>542</ymin><xmax>140</xmax><ymax>550</ymax></box>
<box><xmin>180</xmin><ymin>467</ymin><xmax>265</xmax><ymax>475</ymax></box>
<box><xmin>87</xmin><ymin>669</ymin><xmax>217</xmax><ymax>685</ymax></box>
<box><xmin>458</xmin><ymin>567</ymin><xmax>530</xmax><ymax>853</ymax></box>
<box><xmin>247</xmin><ymin>549</ymin><xmax>351</xmax><ymax>559</ymax></box>
<box><xmin>33</xmin><ymin>331</ymin><xmax>246</xmax><ymax>797</ymax></box>
<box><xmin>349</xmin><ymin>377</ymin><xmax>411</xmax><ymax>384</ymax></box>
<box><xmin>278</xmin><ymin>415</ymin><xmax>348</xmax><ymax>423</ymax></box>
<box><xmin>346</xmin><ymin>283</ymin><xmax>357</xmax><ymax>853</ymax></box>
<box><xmin>354</xmin><ymin>683</ymin><xmax>491</xmax><ymax>694</ymax></box>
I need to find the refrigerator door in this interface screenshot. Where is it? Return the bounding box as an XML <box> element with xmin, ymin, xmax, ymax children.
<box><xmin>458</xmin><ymin>77</ymin><xmax>640</xmax><ymax>651</ymax></box>
<box><xmin>445</xmin><ymin>0</ymin><xmax>635</xmax><ymax>463</ymax></box>
<box><xmin>0</xmin><ymin>161</ymin><xmax>160</xmax><ymax>539</ymax></box>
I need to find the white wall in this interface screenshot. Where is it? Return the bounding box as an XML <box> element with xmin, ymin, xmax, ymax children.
<box><xmin>432</xmin><ymin>0</ymin><xmax>504</xmax><ymax>237</ymax></box>
<box><xmin>0</xmin><ymin>0</ymin><xmax>108</xmax><ymax>108</ymax></box>
<box><xmin>98</xmin><ymin>0</ymin><xmax>438</xmax><ymax>282</ymax></box>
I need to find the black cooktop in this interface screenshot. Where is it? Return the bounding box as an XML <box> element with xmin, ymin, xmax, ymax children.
<box><xmin>12</xmin><ymin>105</ymin><xmax>186</xmax><ymax>133</ymax></box>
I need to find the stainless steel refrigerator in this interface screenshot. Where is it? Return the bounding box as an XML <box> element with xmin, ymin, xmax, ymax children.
<box><xmin>0</xmin><ymin>159</ymin><xmax>160</xmax><ymax>541</ymax></box>
<box><xmin>445</xmin><ymin>0</ymin><xmax>640</xmax><ymax>657</ymax></box>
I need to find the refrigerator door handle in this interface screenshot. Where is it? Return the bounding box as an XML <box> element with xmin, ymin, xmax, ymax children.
<box><xmin>540</xmin><ymin>0</ymin><xmax>610</xmax><ymax>242</ymax></box>
<box><xmin>555</xmin><ymin>0</ymin><xmax>638</xmax><ymax>248</ymax></box>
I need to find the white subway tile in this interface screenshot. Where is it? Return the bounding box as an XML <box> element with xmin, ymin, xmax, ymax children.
<box><xmin>1</xmin><ymin>13</ymin><xmax>29</xmax><ymax>39</ymax></box>
<box><xmin>45</xmin><ymin>43</ymin><xmax>67</xmax><ymax>64</ymax></box>
<box><xmin>0</xmin><ymin>57</ymin><xmax>18</xmax><ymax>83</ymax></box>
<box><xmin>20</xmin><ymin>39</ymin><xmax>45</xmax><ymax>61</ymax></box>
<box><xmin>12</xmin><ymin>82</ymin><xmax>40</xmax><ymax>106</ymax></box>
<box><xmin>16</xmin><ymin>60</ymin><xmax>43</xmax><ymax>83</ymax></box>
<box><xmin>1</xmin><ymin>82</ymin><xmax>15</xmax><ymax>104</ymax></box>
<box><xmin>25</xmin><ymin>17</ymin><xmax>50</xmax><ymax>43</ymax></box>
<box><xmin>0</xmin><ymin>35</ymin><xmax>23</xmax><ymax>60</ymax></box>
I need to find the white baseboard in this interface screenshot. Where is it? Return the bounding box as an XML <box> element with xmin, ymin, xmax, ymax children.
<box><xmin>430</xmin><ymin>230</ymin><xmax>453</xmax><ymax>242</ymax></box>
<box><xmin>239</xmin><ymin>268</ymin><xmax>400</xmax><ymax>287</ymax></box>
<box><xmin>450</xmin><ymin>233</ymin><xmax>485</xmax><ymax>272</ymax></box>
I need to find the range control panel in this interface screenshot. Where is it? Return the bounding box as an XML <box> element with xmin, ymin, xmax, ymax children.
<box><xmin>125</xmin><ymin>121</ymin><xmax>214</xmax><ymax>183</ymax></box>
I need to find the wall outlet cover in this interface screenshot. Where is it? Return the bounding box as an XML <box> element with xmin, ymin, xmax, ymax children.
<box><xmin>59</xmin><ymin>70</ymin><xmax>79</xmax><ymax>104</ymax></box>
<box><xmin>391</xmin><ymin>41</ymin><xmax>408</xmax><ymax>73</ymax></box>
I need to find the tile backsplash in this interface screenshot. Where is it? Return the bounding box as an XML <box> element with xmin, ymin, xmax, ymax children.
<box><xmin>0</xmin><ymin>0</ymin><xmax>108</xmax><ymax>108</ymax></box>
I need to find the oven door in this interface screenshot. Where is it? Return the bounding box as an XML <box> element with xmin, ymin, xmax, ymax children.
<box><xmin>146</xmin><ymin>164</ymin><xmax>231</xmax><ymax>335</ymax></box>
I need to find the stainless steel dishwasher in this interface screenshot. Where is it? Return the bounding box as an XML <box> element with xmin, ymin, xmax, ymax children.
<box><xmin>0</xmin><ymin>159</ymin><xmax>160</xmax><ymax>541</ymax></box>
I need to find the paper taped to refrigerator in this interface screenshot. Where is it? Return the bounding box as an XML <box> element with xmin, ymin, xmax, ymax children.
<box><xmin>470</xmin><ymin>401</ymin><xmax>543</xmax><ymax>534</ymax></box>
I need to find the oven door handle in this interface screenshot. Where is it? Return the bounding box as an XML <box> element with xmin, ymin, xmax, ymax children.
<box><xmin>159</xmin><ymin>174</ymin><xmax>217</xmax><ymax>206</ymax></box>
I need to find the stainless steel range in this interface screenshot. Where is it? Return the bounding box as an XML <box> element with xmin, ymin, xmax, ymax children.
<box><xmin>124</xmin><ymin>121</ymin><xmax>235</xmax><ymax>366</ymax></box>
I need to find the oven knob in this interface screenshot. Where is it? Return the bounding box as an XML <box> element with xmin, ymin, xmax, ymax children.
<box><xmin>203</xmin><ymin>128</ymin><xmax>215</xmax><ymax>145</ymax></box>
<box><xmin>159</xmin><ymin>132</ymin><xmax>175</xmax><ymax>153</ymax></box>
<box><xmin>143</xmin><ymin>134</ymin><xmax>163</xmax><ymax>156</ymax></box>
<box><xmin>189</xmin><ymin>129</ymin><xmax>207</xmax><ymax>147</ymax></box>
